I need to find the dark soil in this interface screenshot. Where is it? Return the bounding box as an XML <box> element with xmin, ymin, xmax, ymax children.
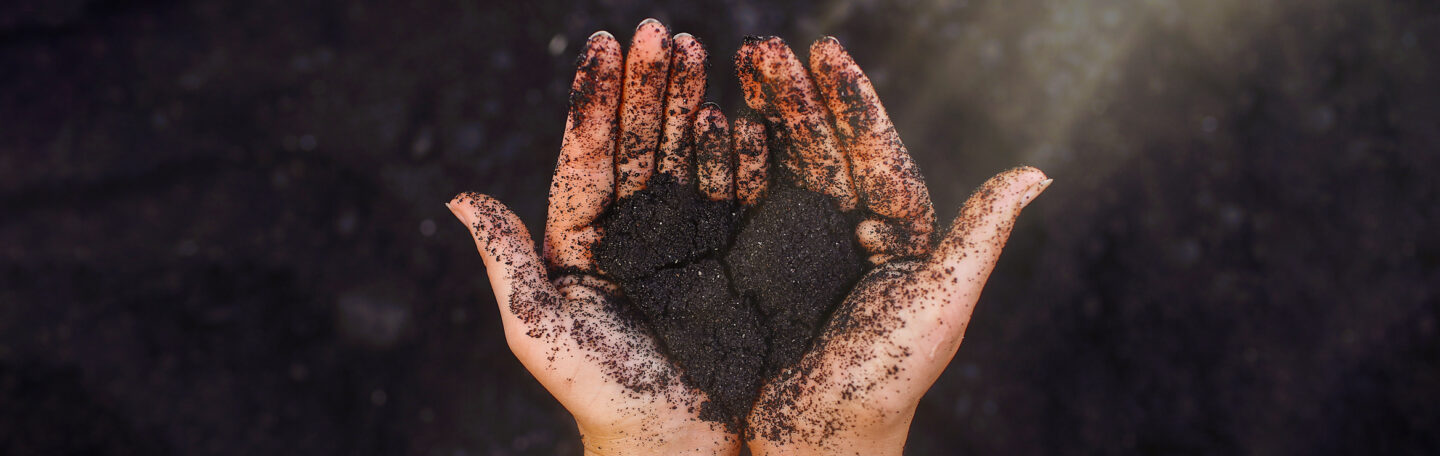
<box><xmin>725</xmin><ymin>184</ymin><xmax>864</xmax><ymax>377</ymax></box>
<box><xmin>595</xmin><ymin>174</ymin><xmax>736</xmax><ymax>281</ymax></box>
<box><xmin>595</xmin><ymin>175</ymin><xmax>864</xmax><ymax>426</ymax></box>
<box><xmin>621</xmin><ymin>258</ymin><xmax>764</xmax><ymax>425</ymax></box>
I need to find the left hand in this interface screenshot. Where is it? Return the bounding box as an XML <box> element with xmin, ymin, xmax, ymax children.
<box><xmin>448</xmin><ymin>20</ymin><xmax>741</xmax><ymax>456</ymax></box>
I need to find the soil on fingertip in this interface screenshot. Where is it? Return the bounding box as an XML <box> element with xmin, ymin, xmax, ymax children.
<box><xmin>595</xmin><ymin>174</ymin><xmax>865</xmax><ymax>427</ymax></box>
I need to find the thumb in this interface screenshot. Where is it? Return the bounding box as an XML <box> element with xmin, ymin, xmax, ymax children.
<box><xmin>447</xmin><ymin>192</ymin><xmax>559</xmax><ymax>344</ymax></box>
<box><xmin>925</xmin><ymin>167</ymin><xmax>1051</xmax><ymax>311</ymax></box>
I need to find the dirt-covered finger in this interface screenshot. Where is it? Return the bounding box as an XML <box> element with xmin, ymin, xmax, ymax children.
<box><xmin>810</xmin><ymin>37</ymin><xmax>935</xmax><ymax>261</ymax></box>
<box><xmin>449</xmin><ymin>193</ymin><xmax>563</xmax><ymax>345</ymax></box>
<box><xmin>655</xmin><ymin>32</ymin><xmax>707</xmax><ymax>184</ymax></box>
<box><xmin>927</xmin><ymin>167</ymin><xmax>1050</xmax><ymax>298</ymax></box>
<box><xmin>732</xmin><ymin>107</ymin><xmax>769</xmax><ymax>207</ymax></box>
<box><xmin>545</xmin><ymin>31</ymin><xmax>623</xmax><ymax>273</ymax></box>
<box><xmin>615</xmin><ymin>18</ymin><xmax>673</xmax><ymax>199</ymax></box>
<box><xmin>694</xmin><ymin>103</ymin><xmax>734</xmax><ymax>201</ymax></box>
<box><xmin>736</xmin><ymin>36</ymin><xmax>856</xmax><ymax>209</ymax></box>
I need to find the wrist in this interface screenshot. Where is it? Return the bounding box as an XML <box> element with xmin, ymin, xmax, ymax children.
<box><xmin>579</xmin><ymin>420</ymin><xmax>741</xmax><ymax>456</ymax></box>
<box><xmin>747</xmin><ymin>432</ymin><xmax>907</xmax><ymax>456</ymax></box>
<box><xmin>582</xmin><ymin>437</ymin><xmax>740</xmax><ymax>456</ymax></box>
<box><xmin>746</xmin><ymin>410</ymin><xmax>913</xmax><ymax>456</ymax></box>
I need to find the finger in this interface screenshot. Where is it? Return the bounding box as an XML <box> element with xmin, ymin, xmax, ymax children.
<box><xmin>694</xmin><ymin>103</ymin><xmax>733</xmax><ymax>201</ymax></box>
<box><xmin>655</xmin><ymin>33</ymin><xmax>708</xmax><ymax>184</ymax></box>
<box><xmin>614</xmin><ymin>18</ymin><xmax>673</xmax><ymax>199</ymax></box>
<box><xmin>449</xmin><ymin>193</ymin><xmax>561</xmax><ymax>351</ymax></box>
<box><xmin>732</xmin><ymin>107</ymin><xmax>769</xmax><ymax>207</ymax></box>
<box><xmin>926</xmin><ymin>167</ymin><xmax>1051</xmax><ymax>304</ymax></box>
<box><xmin>545</xmin><ymin>31</ymin><xmax>623</xmax><ymax>273</ymax></box>
<box><xmin>810</xmin><ymin>37</ymin><xmax>935</xmax><ymax>264</ymax></box>
<box><xmin>733</xmin><ymin>38</ymin><xmax>770</xmax><ymax>117</ymax></box>
<box><xmin>855</xmin><ymin>219</ymin><xmax>930</xmax><ymax>263</ymax></box>
<box><xmin>736</xmin><ymin>36</ymin><xmax>856</xmax><ymax>209</ymax></box>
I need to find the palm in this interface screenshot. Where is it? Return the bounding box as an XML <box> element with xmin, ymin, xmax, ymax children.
<box><xmin>731</xmin><ymin>37</ymin><xmax>1049</xmax><ymax>454</ymax></box>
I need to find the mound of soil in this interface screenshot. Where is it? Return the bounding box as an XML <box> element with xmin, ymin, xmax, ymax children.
<box><xmin>596</xmin><ymin>175</ymin><xmax>865</xmax><ymax>426</ymax></box>
<box><xmin>725</xmin><ymin>184</ymin><xmax>864</xmax><ymax>377</ymax></box>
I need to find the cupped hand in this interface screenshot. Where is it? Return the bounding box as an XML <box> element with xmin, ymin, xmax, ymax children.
<box><xmin>734</xmin><ymin>37</ymin><xmax>1051</xmax><ymax>455</ymax></box>
<box><xmin>447</xmin><ymin>20</ymin><xmax>741</xmax><ymax>455</ymax></box>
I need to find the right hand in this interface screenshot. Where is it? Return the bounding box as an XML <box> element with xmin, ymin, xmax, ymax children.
<box><xmin>733</xmin><ymin>36</ymin><xmax>1051</xmax><ymax>456</ymax></box>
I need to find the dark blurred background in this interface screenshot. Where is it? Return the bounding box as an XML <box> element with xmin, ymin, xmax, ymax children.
<box><xmin>2</xmin><ymin>0</ymin><xmax>1437</xmax><ymax>454</ymax></box>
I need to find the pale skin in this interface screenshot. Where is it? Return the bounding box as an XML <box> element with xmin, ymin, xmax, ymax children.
<box><xmin>449</xmin><ymin>19</ymin><xmax>1050</xmax><ymax>456</ymax></box>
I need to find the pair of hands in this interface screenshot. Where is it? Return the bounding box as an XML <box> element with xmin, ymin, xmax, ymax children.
<box><xmin>448</xmin><ymin>19</ymin><xmax>1050</xmax><ymax>455</ymax></box>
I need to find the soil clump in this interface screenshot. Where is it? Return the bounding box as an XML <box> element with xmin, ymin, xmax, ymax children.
<box><xmin>724</xmin><ymin>185</ymin><xmax>864</xmax><ymax>377</ymax></box>
<box><xmin>595</xmin><ymin>174</ymin><xmax>865</xmax><ymax>426</ymax></box>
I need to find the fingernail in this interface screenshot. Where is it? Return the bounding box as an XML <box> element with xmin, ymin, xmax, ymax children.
<box><xmin>637</xmin><ymin>17</ymin><xmax>661</xmax><ymax>30</ymax></box>
<box><xmin>1021</xmin><ymin>178</ymin><xmax>1053</xmax><ymax>208</ymax></box>
<box><xmin>588</xmin><ymin>30</ymin><xmax>613</xmax><ymax>41</ymax></box>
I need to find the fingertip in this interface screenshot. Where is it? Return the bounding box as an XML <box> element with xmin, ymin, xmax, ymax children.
<box><xmin>633</xmin><ymin>18</ymin><xmax>670</xmax><ymax>43</ymax></box>
<box><xmin>734</xmin><ymin>42</ymin><xmax>768</xmax><ymax>112</ymax></box>
<box><xmin>696</xmin><ymin>101</ymin><xmax>725</xmax><ymax>124</ymax></box>
<box><xmin>447</xmin><ymin>192</ymin><xmax>483</xmax><ymax>226</ymax></box>
<box><xmin>671</xmin><ymin>32</ymin><xmax>707</xmax><ymax>61</ymax></box>
<box><xmin>968</xmin><ymin>166</ymin><xmax>1050</xmax><ymax>216</ymax></box>
<box><xmin>674</xmin><ymin>32</ymin><xmax>705</xmax><ymax>58</ymax></box>
<box><xmin>808</xmin><ymin>35</ymin><xmax>853</xmax><ymax>75</ymax></box>
<box><xmin>995</xmin><ymin>166</ymin><xmax>1050</xmax><ymax>204</ymax></box>
<box><xmin>447</xmin><ymin>191</ymin><xmax>469</xmax><ymax>209</ymax></box>
<box><xmin>588</xmin><ymin>30</ymin><xmax>615</xmax><ymax>42</ymax></box>
<box><xmin>584</xmin><ymin>31</ymin><xmax>621</xmax><ymax>59</ymax></box>
<box><xmin>448</xmin><ymin>192</ymin><xmax>521</xmax><ymax>250</ymax></box>
<box><xmin>810</xmin><ymin>36</ymin><xmax>842</xmax><ymax>56</ymax></box>
<box><xmin>751</xmin><ymin>36</ymin><xmax>796</xmax><ymax>80</ymax></box>
<box><xmin>930</xmin><ymin>166</ymin><xmax>1050</xmax><ymax>271</ymax></box>
<box><xmin>577</xmin><ymin>30</ymin><xmax>622</xmax><ymax>74</ymax></box>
